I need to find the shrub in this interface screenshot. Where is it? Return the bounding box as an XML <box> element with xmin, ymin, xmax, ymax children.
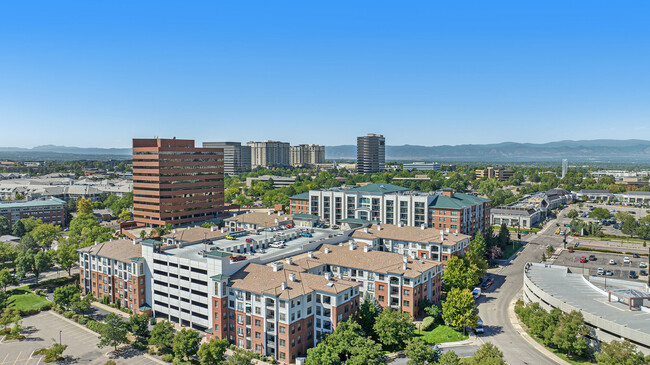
<box><xmin>104</xmin><ymin>361</ymin><xmax>117</xmax><ymax>365</ymax></box>
<box><xmin>161</xmin><ymin>354</ymin><xmax>174</xmax><ymax>362</ymax></box>
<box><xmin>132</xmin><ymin>341</ymin><xmax>147</xmax><ymax>351</ymax></box>
<box><xmin>35</xmin><ymin>289</ymin><xmax>43</xmax><ymax>296</ymax></box>
<box><xmin>421</xmin><ymin>316</ymin><xmax>435</xmax><ymax>331</ymax></box>
<box><xmin>78</xmin><ymin>317</ymin><xmax>88</xmax><ymax>325</ymax></box>
<box><xmin>148</xmin><ymin>348</ymin><xmax>157</xmax><ymax>355</ymax></box>
<box><xmin>149</xmin><ymin>317</ymin><xmax>157</xmax><ymax>326</ymax></box>
<box><xmin>63</xmin><ymin>311</ymin><xmax>74</xmax><ymax>319</ymax></box>
<box><xmin>72</xmin><ymin>314</ymin><xmax>81</xmax><ymax>322</ymax></box>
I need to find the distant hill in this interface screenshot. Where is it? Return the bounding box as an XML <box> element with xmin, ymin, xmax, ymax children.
<box><xmin>0</xmin><ymin>145</ymin><xmax>131</xmax><ymax>161</ymax></box>
<box><xmin>325</xmin><ymin>139</ymin><xmax>650</xmax><ymax>162</ymax></box>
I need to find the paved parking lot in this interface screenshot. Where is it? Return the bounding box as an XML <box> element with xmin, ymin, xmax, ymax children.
<box><xmin>554</xmin><ymin>250</ymin><xmax>649</xmax><ymax>281</ymax></box>
<box><xmin>0</xmin><ymin>311</ymin><xmax>162</xmax><ymax>364</ymax></box>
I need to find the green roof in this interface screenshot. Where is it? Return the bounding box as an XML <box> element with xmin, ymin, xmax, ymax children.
<box><xmin>290</xmin><ymin>192</ymin><xmax>310</xmax><ymax>200</ymax></box>
<box><xmin>204</xmin><ymin>250</ymin><xmax>232</xmax><ymax>258</ymax></box>
<box><xmin>141</xmin><ymin>239</ymin><xmax>160</xmax><ymax>246</ymax></box>
<box><xmin>211</xmin><ymin>274</ymin><xmax>230</xmax><ymax>281</ymax></box>
<box><xmin>429</xmin><ymin>192</ymin><xmax>491</xmax><ymax>209</ymax></box>
<box><xmin>0</xmin><ymin>198</ymin><xmax>66</xmax><ymax>209</ymax></box>
<box><xmin>292</xmin><ymin>213</ymin><xmax>321</xmax><ymax>220</ymax></box>
<box><xmin>138</xmin><ymin>304</ymin><xmax>152</xmax><ymax>311</ymax></box>
<box><xmin>348</xmin><ymin>183</ymin><xmax>409</xmax><ymax>194</ymax></box>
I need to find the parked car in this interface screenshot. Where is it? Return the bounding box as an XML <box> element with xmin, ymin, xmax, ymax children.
<box><xmin>579</xmin><ymin>256</ymin><xmax>587</xmax><ymax>263</ymax></box>
<box><xmin>609</xmin><ymin>259</ymin><xmax>616</xmax><ymax>265</ymax></box>
<box><xmin>624</xmin><ymin>257</ymin><xmax>631</xmax><ymax>264</ymax></box>
<box><xmin>606</xmin><ymin>270</ymin><xmax>614</xmax><ymax>276</ymax></box>
<box><xmin>475</xmin><ymin>317</ymin><xmax>484</xmax><ymax>334</ymax></box>
<box><xmin>629</xmin><ymin>270</ymin><xmax>638</xmax><ymax>279</ymax></box>
<box><xmin>589</xmin><ymin>255</ymin><xmax>596</xmax><ymax>261</ymax></box>
<box><xmin>301</xmin><ymin>232</ymin><xmax>313</xmax><ymax>237</ymax></box>
<box><xmin>245</xmin><ymin>238</ymin><xmax>255</xmax><ymax>243</ymax></box>
<box><xmin>230</xmin><ymin>255</ymin><xmax>247</xmax><ymax>262</ymax></box>
<box><xmin>472</xmin><ymin>288</ymin><xmax>481</xmax><ymax>300</ymax></box>
<box><xmin>225</xmin><ymin>235</ymin><xmax>236</xmax><ymax>240</ymax></box>
<box><xmin>633</xmin><ymin>253</ymin><xmax>640</xmax><ymax>258</ymax></box>
<box><xmin>640</xmin><ymin>262</ymin><xmax>647</xmax><ymax>268</ymax></box>
<box><xmin>597</xmin><ymin>267</ymin><xmax>604</xmax><ymax>275</ymax></box>
<box><xmin>568</xmin><ymin>247</ymin><xmax>574</xmax><ymax>253</ymax></box>
<box><xmin>640</xmin><ymin>270</ymin><xmax>648</xmax><ymax>276</ymax></box>
<box><xmin>198</xmin><ymin>250</ymin><xmax>205</xmax><ymax>255</ymax></box>
<box><xmin>269</xmin><ymin>242</ymin><xmax>285</xmax><ymax>248</ymax></box>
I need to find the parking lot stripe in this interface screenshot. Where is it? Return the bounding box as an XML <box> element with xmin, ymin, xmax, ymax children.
<box><xmin>12</xmin><ymin>352</ymin><xmax>21</xmax><ymax>365</ymax></box>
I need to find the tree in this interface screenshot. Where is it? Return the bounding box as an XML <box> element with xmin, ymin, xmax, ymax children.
<box><xmin>305</xmin><ymin>320</ymin><xmax>385</xmax><ymax>365</ymax></box>
<box><xmin>55</xmin><ymin>241</ymin><xmax>78</xmax><ymax>276</ymax></box>
<box><xmin>404</xmin><ymin>337</ymin><xmax>440</xmax><ymax>365</ymax></box>
<box><xmin>373</xmin><ymin>308</ymin><xmax>415</xmax><ymax>350</ymax></box>
<box><xmin>173</xmin><ymin>328</ymin><xmax>202</xmax><ymax>361</ymax></box>
<box><xmin>0</xmin><ymin>307</ymin><xmax>20</xmax><ymax>330</ymax></box>
<box><xmin>0</xmin><ymin>268</ymin><xmax>16</xmax><ymax>292</ymax></box>
<box><xmin>118</xmin><ymin>208</ymin><xmax>131</xmax><ymax>222</ymax></box>
<box><xmin>487</xmin><ymin>246</ymin><xmax>502</xmax><ymax>260</ymax></box>
<box><xmin>497</xmin><ymin>223</ymin><xmax>510</xmax><ymax>248</ymax></box>
<box><xmin>226</xmin><ymin>349</ymin><xmax>254</xmax><ymax>365</ymax></box>
<box><xmin>149</xmin><ymin>320</ymin><xmax>175</xmax><ymax>353</ymax></box>
<box><xmin>442</xmin><ymin>256</ymin><xmax>479</xmax><ymax>291</ymax></box>
<box><xmin>11</xmin><ymin>220</ymin><xmax>26</xmax><ymax>237</ymax></box>
<box><xmin>15</xmin><ymin>249</ymin><xmax>35</xmax><ymax>280</ymax></box>
<box><xmin>438</xmin><ymin>350</ymin><xmax>461</xmax><ymax>365</ymax></box>
<box><xmin>551</xmin><ymin>310</ymin><xmax>589</xmax><ymax>357</ymax></box>
<box><xmin>97</xmin><ymin>313</ymin><xmax>128</xmax><ymax>351</ymax></box>
<box><xmin>566</xmin><ymin>209</ymin><xmax>579</xmax><ymax>219</ymax></box>
<box><xmin>129</xmin><ymin>313</ymin><xmax>150</xmax><ymax>342</ymax></box>
<box><xmin>589</xmin><ymin>207</ymin><xmax>611</xmax><ymax>220</ymax></box>
<box><xmin>467</xmin><ymin>343</ymin><xmax>506</xmax><ymax>365</ymax></box>
<box><xmin>0</xmin><ymin>242</ymin><xmax>18</xmax><ymax>269</ymax></box>
<box><xmin>33</xmin><ymin>250</ymin><xmax>52</xmax><ymax>283</ymax></box>
<box><xmin>53</xmin><ymin>285</ymin><xmax>79</xmax><ymax>309</ymax></box>
<box><xmin>68</xmin><ymin>213</ymin><xmax>112</xmax><ymax>247</ymax></box>
<box><xmin>467</xmin><ymin>232</ymin><xmax>488</xmax><ymax>278</ymax></box>
<box><xmin>597</xmin><ymin>340</ymin><xmax>646</xmax><ymax>365</ymax></box>
<box><xmin>30</xmin><ymin>223</ymin><xmax>62</xmax><ymax>250</ymax></box>
<box><xmin>423</xmin><ymin>303</ymin><xmax>442</xmax><ymax>323</ymax></box>
<box><xmin>70</xmin><ymin>293</ymin><xmax>92</xmax><ymax>314</ymax></box>
<box><xmin>198</xmin><ymin>338</ymin><xmax>229</xmax><ymax>365</ymax></box>
<box><xmin>442</xmin><ymin>288</ymin><xmax>478</xmax><ymax>333</ymax></box>
<box><xmin>77</xmin><ymin>198</ymin><xmax>94</xmax><ymax>215</ymax></box>
<box><xmin>357</xmin><ymin>297</ymin><xmax>381</xmax><ymax>337</ymax></box>
<box><xmin>0</xmin><ymin>216</ymin><xmax>10</xmax><ymax>235</ymax></box>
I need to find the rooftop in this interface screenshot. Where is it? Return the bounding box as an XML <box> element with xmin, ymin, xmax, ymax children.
<box><xmin>347</xmin><ymin>183</ymin><xmax>409</xmax><ymax>194</ymax></box>
<box><xmin>225</xmin><ymin>211</ymin><xmax>293</xmax><ymax>227</ymax></box>
<box><xmin>162</xmin><ymin>226</ymin><xmax>227</xmax><ymax>243</ymax></box>
<box><xmin>229</xmin><ymin>263</ymin><xmax>360</xmax><ymax>300</ymax></box>
<box><xmin>289</xmin><ymin>192</ymin><xmax>309</xmax><ymax>200</ymax></box>
<box><xmin>78</xmin><ymin>239</ymin><xmax>142</xmax><ymax>263</ymax></box>
<box><xmin>292</xmin><ymin>244</ymin><xmax>441</xmax><ymax>279</ymax></box>
<box><xmin>428</xmin><ymin>192</ymin><xmax>490</xmax><ymax>209</ymax></box>
<box><xmin>350</xmin><ymin>224</ymin><xmax>469</xmax><ymax>245</ymax></box>
<box><xmin>0</xmin><ymin>197</ymin><xmax>66</xmax><ymax>209</ymax></box>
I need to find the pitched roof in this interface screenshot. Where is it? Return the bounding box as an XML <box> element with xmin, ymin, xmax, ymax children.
<box><xmin>162</xmin><ymin>227</ymin><xmax>226</xmax><ymax>243</ymax></box>
<box><xmin>350</xmin><ymin>224</ymin><xmax>469</xmax><ymax>246</ymax></box>
<box><xmin>225</xmin><ymin>211</ymin><xmax>293</xmax><ymax>227</ymax></box>
<box><xmin>429</xmin><ymin>192</ymin><xmax>490</xmax><ymax>209</ymax></box>
<box><xmin>292</xmin><ymin>244</ymin><xmax>441</xmax><ymax>279</ymax></box>
<box><xmin>347</xmin><ymin>183</ymin><xmax>409</xmax><ymax>194</ymax></box>
<box><xmin>0</xmin><ymin>197</ymin><xmax>66</xmax><ymax>209</ymax></box>
<box><xmin>290</xmin><ymin>192</ymin><xmax>309</xmax><ymax>200</ymax></box>
<box><xmin>228</xmin><ymin>263</ymin><xmax>360</xmax><ymax>300</ymax></box>
<box><xmin>78</xmin><ymin>239</ymin><xmax>142</xmax><ymax>263</ymax></box>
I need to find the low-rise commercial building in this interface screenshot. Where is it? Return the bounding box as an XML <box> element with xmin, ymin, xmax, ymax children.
<box><xmin>403</xmin><ymin>162</ymin><xmax>440</xmax><ymax>171</ymax></box>
<box><xmin>225</xmin><ymin>211</ymin><xmax>293</xmax><ymax>232</ymax></box>
<box><xmin>246</xmin><ymin>175</ymin><xmax>296</xmax><ymax>189</ymax></box>
<box><xmin>576</xmin><ymin>189</ymin><xmax>614</xmax><ymax>202</ymax></box>
<box><xmin>475</xmin><ymin>167</ymin><xmax>514</xmax><ymax>181</ymax></box>
<box><xmin>618</xmin><ymin>191</ymin><xmax>650</xmax><ymax>205</ymax></box>
<box><xmin>0</xmin><ymin>197</ymin><xmax>66</xmax><ymax>226</ymax></box>
<box><xmin>490</xmin><ymin>207</ymin><xmax>540</xmax><ymax>229</ymax></box>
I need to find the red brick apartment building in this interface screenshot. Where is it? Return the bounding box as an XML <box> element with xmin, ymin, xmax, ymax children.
<box><xmin>78</xmin><ymin>239</ymin><xmax>150</xmax><ymax>315</ymax></box>
<box><xmin>0</xmin><ymin>198</ymin><xmax>66</xmax><ymax>226</ymax></box>
<box><xmin>132</xmin><ymin>138</ymin><xmax>224</xmax><ymax>227</ymax></box>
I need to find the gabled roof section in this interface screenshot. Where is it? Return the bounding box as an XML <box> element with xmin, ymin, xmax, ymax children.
<box><xmin>347</xmin><ymin>183</ymin><xmax>409</xmax><ymax>194</ymax></box>
<box><xmin>78</xmin><ymin>239</ymin><xmax>143</xmax><ymax>263</ymax></box>
<box><xmin>290</xmin><ymin>192</ymin><xmax>310</xmax><ymax>200</ymax></box>
<box><xmin>429</xmin><ymin>192</ymin><xmax>490</xmax><ymax>209</ymax></box>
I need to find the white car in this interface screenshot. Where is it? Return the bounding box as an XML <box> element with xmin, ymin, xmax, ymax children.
<box><xmin>269</xmin><ymin>242</ymin><xmax>285</xmax><ymax>248</ymax></box>
<box><xmin>597</xmin><ymin>267</ymin><xmax>604</xmax><ymax>275</ymax></box>
<box><xmin>624</xmin><ymin>257</ymin><xmax>631</xmax><ymax>264</ymax></box>
<box><xmin>472</xmin><ymin>288</ymin><xmax>481</xmax><ymax>300</ymax></box>
<box><xmin>609</xmin><ymin>259</ymin><xmax>616</xmax><ymax>265</ymax></box>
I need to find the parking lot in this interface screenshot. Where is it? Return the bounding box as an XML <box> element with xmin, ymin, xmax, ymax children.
<box><xmin>0</xmin><ymin>311</ymin><xmax>162</xmax><ymax>364</ymax></box>
<box><xmin>554</xmin><ymin>249</ymin><xmax>649</xmax><ymax>281</ymax></box>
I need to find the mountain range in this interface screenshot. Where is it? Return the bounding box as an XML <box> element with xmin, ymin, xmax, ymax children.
<box><xmin>1</xmin><ymin>140</ymin><xmax>650</xmax><ymax>162</ymax></box>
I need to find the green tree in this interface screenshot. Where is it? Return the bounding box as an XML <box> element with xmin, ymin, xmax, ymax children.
<box><xmin>357</xmin><ymin>297</ymin><xmax>381</xmax><ymax>337</ymax></box>
<box><xmin>30</xmin><ymin>223</ymin><xmax>62</xmax><ymax>250</ymax></box>
<box><xmin>129</xmin><ymin>313</ymin><xmax>150</xmax><ymax>342</ymax></box>
<box><xmin>438</xmin><ymin>350</ymin><xmax>461</xmax><ymax>365</ymax></box>
<box><xmin>0</xmin><ymin>242</ymin><xmax>18</xmax><ymax>269</ymax></box>
<box><xmin>0</xmin><ymin>216</ymin><xmax>10</xmax><ymax>235</ymax></box>
<box><xmin>198</xmin><ymin>338</ymin><xmax>229</xmax><ymax>365</ymax></box>
<box><xmin>15</xmin><ymin>249</ymin><xmax>35</xmax><ymax>280</ymax></box>
<box><xmin>442</xmin><ymin>256</ymin><xmax>479</xmax><ymax>291</ymax></box>
<box><xmin>373</xmin><ymin>308</ymin><xmax>415</xmax><ymax>350</ymax></box>
<box><xmin>33</xmin><ymin>250</ymin><xmax>52</xmax><ymax>283</ymax></box>
<box><xmin>566</xmin><ymin>209</ymin><xmax>579</xmax><ymax>219</ymax></box>
<box><xmin>467</xmin><ymin>232</ymin><xmax>488</xmax><ymax>278</ymax></box>
<box><xmin>551</xmin><ymin>310</ymin><xmax>589</xmax><ymax>357</ymax></box>
<box><xmin>442</xmin><ymin>288</ymin><xmax>478</xmax><ymax>333</ymax></box>
<box><xmin>53</xmin><ymin>284</ymin><xmax>79</xmax><ymax>309</ymax></box>
<box><xmin>0</xmin><ymin>268</ymin><xmax>16</xmax><ymax>292</ymax></box>
<box><xmin>173</xmin><ymin>328</ymin><xmax>202</xmax><ymax>361</ymax></box>
<box><xmin>404</xmin><ymin>337</ymin><xmax>440</xmax><ymax>365</ymax></box>
<box><xmin>0</xmin><ymin>307</ymin><xmax>21</xmax><ymax>330</ymax></box>
<box><xmin>497</xmin><ymin>223</ymin><xmax>510</xmax><ymax>248</ymax></box>
<box><xmin>70</xmin><ymin>293</ymin><xmax>92</xmax><ymax>314</ymax></box>
<box><xmin>21</xmin><ymin>217</ymin><xmax>43</xmax><ymax>233</ymax></box>
<box><xmin>55</xmin><ymin>241</ymin><xmax>78</xmax><ymax>276</ymax></box>
<box><xmin>68</xmin><ymin>213</ymin><xmax>112</xmax><ymax>247</ymax></box>
<box><xmin>467</xmin><ymin>343</ymin><xmax>506</xmax><ymax>365</ymax></box>
<box><xmin>226</xmin><ymin>349</ymin><xmax>254</xmax><ymax>365</ymax></box>
<box><xmin>11</xmin><ymin>220</ymin><xmax>26</xmax><ymax>237</ymax></box>
<box><xmin>305</xmin><ymin>320</ymin><xmax>385</xmax><ymax>365</ymax></box>
<box><xmin>589</xmin><ymin>207</ymin><xmax>611</xmax><ymax>220</ymax></box>
<box><xmin>97</xmin><ymin>313</ymin><xmax>128</xmax><ymax>351</ymax></box>
<box><xmin>597</xmin><ymin>340</ymin><xmax>646</xmax><ymax>365</ymax></box>
<box><xmin>149</xmin><ymin>320</ymin><xmax>175</xmax><ymax>353</ymax></box>
<box><xmin>118</xmin><ymin>208</ymin><xmax>131</xmax><ymax>222</ymax></box>
<box><xmin>77</xmin><ymin>198</ymin><xmax>94</xmax><ymax>215</ymax></box>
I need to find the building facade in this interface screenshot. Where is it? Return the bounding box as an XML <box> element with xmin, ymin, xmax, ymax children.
<box><xmin>289</xmin><ymin>145</ymin><xmax>325</xmax><ymax>167</ymax></box>
<box><xmin>0</xmin><ymin>198</ymin><xmax>66</xmax><ymax>226</ymax></box>
<box><xmin>132</xmin><ymin>138</ymin><xmax>224</xmax><ymax>227</ymax></box>
<box><xmin>202</xmin><ymin>142</ymin><xmax>251</xmax><ymax>175</ymax></box>
<box><xmin>247</xmin><ymin>141</ymin><xmax>290</xmax><ymax>169</ymax></box>
<box><xmin>403</xmin><ymin>162</ymin><xmax>441</xmax><ymax>171</ymax></box>
<box><xmin>357</xmin><ymin>134</ymin><xmax>385</xmax><ymax>173</ymax></box>
<box><xmin>475</xmin><ymin>167</ymin><xmax>514</xmax><ymax>181</ymax></box>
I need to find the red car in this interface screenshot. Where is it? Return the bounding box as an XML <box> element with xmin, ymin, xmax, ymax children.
<box><xmin>245</xmin><ymin>238</ymin><xmax>254</xmax><ymax>243</ymax></box>
<box><xmin>230</xmin><ymin>255</ymin><xmax>247</xmax><ymax>262</ymax></box>
<box><xmin>579</xmin><ymin>256</ymin><xmax>587</xmax><ymax>263</ymax></box>
<box><xmin>568</xmin><ymin>248</ymin><xmax>574</xmax><ymax>253</ymax></box>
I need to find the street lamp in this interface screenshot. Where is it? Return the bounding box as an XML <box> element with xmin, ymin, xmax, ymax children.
<box><xmin>59</xmin><ymin>330</ymin><xmax>62</xmax><ymax>345</ymax></box>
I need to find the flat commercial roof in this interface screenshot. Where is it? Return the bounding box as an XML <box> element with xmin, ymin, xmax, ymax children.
<box><xmin>526</xmin><ymin>264</ymin><xmax>650</xmax><ymax>335</ymax></box>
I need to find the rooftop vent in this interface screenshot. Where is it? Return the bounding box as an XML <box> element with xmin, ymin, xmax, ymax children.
<box><xmin>402</xmin><ymin>262</ymin><xmax>407</xmax><ymax>270</ymax></box>
<box><xmin>308</xmin><ymin>251</ymin><xmax>314</xmax><ymax>258</ymax></box>
<box><xmin>281</xmin><ymin>281</ymin><xmax>287</xmax><ymax>290</ymax></box>
<box><xmin>326</xmin><ymin>282</ymin><xmax>334</xmax><ymax>287</ymax></box>
<box><xmin>286</xmin><ymin>257</ymin><xmax>293</xmax><ymax>265</ymax></box>
<box><xmin>324</xmin><ymin>272</ymin><xmax>332</xmax><ymax>280</ymax></box>
<box><xmin>289</xmin><ymin>273</ymin><xmax>296</xmax><ymax>282</ymax></box>
<box><xmin>420</xmin><ymin>224</ymin><xmax>426</xmax><ymax>230</ymax></box>
<box><xmin>272</xmin><ymin>262</ymin><xmax>284</xmax><ymax>272</ymax></box>
<box><xmin>364</xmin><ymin>228</ymin><xmax>369</xmax><ymax>233</ymax></box>
<box><xmin>324</xmin><ymin>247</ymin><xmax>331</xmax><ymax>254</ymax></box>
<box><xmin>377</xmin><ymin>225</ymin><xmax>382</xmax><ymax>231</ymax></box>
<box><xmin>402</xmin><ymin>256</ymin><xmax>408</xmax><ymax>263</ymax></box>
<box><xmin>363</xmin><ymin>245</ymin><xmax>370</xmax><ymax>253</ymax></box>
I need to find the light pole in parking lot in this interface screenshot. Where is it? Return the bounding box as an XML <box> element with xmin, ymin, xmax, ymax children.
<box><xmin>59</xmin><ymin>330</ymin><xmax>62</xmax><ymax>345</ymax></box>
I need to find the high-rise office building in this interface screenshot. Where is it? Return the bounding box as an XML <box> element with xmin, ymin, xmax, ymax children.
<box><xmin>289</xmin><ymin>144</ymin><xmax>325</xmax><ymax>167</ymax></box>
<box><xmin>356</xmin><ymin>134</ymin><xmax>385</xmax><ymax>173</ymax></box>
<box><xmin>132</xmin><ymin>138</ymin><xmax>224</xmax><ymax>227</ymax></box>
<box><xmin>561</xmin><ymin>159</ymin><xmax>568</xmax><ymax>178</ymax></box>
<box><xmin>202</xmin><ymin>142</ymin><xmax>251</xmax><ymax>175</ymax></box>
<box><xmin>247</xmin><ymin>141</ymin><xmax>290</xmax><ymax>168</ymax></box>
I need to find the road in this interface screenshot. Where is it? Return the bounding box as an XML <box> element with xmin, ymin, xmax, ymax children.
<box><xmin>478</xmin><ymin>212</ymin><xmax>568</xmax><ymax>365</ymax></box>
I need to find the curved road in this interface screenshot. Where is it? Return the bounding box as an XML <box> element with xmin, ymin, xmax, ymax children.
<box><xmin>478</xmin><ymin>213</ymin><xmax>568</xmax><ymax>365</ymax></box>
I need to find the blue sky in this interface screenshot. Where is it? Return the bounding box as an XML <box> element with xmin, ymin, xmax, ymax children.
<box><xmin>1</xmin><ymin>1</ymin><xmax>649</xmax><ymax>148</ymax></box>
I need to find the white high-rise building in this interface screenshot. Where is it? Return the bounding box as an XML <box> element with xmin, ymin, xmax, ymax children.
<box><xmin>561</xmin><ymin>159</ymin><xmax>568</xmax><ymax>178</ymax></box>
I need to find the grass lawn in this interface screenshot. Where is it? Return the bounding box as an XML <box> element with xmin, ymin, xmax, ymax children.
<box><xmin>8</xmin><ymin>290</ymin><xmax>49</xmax><ymax>311</ymax></box>
<box><xmin>415</xmin><ymin>325</ymin><xmax>468</xmax><ymax>344</ymax></box>
<box><xmin>501</xmin><ymin>241</ymin><xmax>526</xmax><ymax>259</ymax></box>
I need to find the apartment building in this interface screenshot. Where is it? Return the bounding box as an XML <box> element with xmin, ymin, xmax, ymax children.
<box><xmin>132</xmin><ymin>138</ymin><xmax>224</xmax><ymax>227</ymax></box>
<box><xmin>357</xmin><ymin>134</ymin><xmax>385</xmax><ymax>173</ymax></box>
<box><xmin>475</xmin><ymin>167</ymin><xmax>514</xmax><ymax>181</ymax></box>
<box><xmin>202</xmin><ymin>142</ymin><xmax>251</xmax><ymax>175</ymax></box>
<box><xmin>289</xmin><ymin>144</ymin><xmax>325</xmax><ymax>167</ymax></box>
<box><xmin>293</xmin><ymin>244</ymin><xmax>442</xmax><ymax>318</ymax></box>
<box><xmin>289</xmin><ymin>193</ymin><xmax>309</xmax><ymax>214</ymax></box>
<box><xmin>247</xmin><ymin>141</ymin><xmax>290</xmax><ymax>169</ymax></box>
<box><xmin>78</xmin><ymin>239</ymin><xmax>149</xmax><ymax>315</ymax></box>
<box><xmin>349</xmin><ymin>223</ymin><xmax>471</xmax><ymax>262</ymax></box>
<box><xmin>303</xmin><ymin>183</ymin><xmax>490</xmax><ymax>236</ymax></box>
<box><xmin>0</xmin><ymin>198</ymin><xmax>66</xmax><ymax>226</ymax></box>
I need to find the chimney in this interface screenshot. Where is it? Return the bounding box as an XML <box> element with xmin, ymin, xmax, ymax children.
<box><xmin>286</xmin><ymin>257</ymin><xmax>293</xmax><ymax>265</ymax></box>
<box><xmin>364</xmin><ymin>228</ymin><xmax>369</xmax><ymax>233</ymax></box>
<box><xmin>211</xmin><ymin>225</ymin><xmax>217</xmax><ymax>231</ymax></box>
<box><xmin>132</xmin><ymin>239</ymin><xmax>137</xmax><ymax>245</ymax></box>
<box><xmin>442</xmin><ymin>189</ymin><xmax>455</xmax><ymax>198</ymax></box>
<box><xmin>281</xmin><ymin>281</ymin><xmax>287</xmax><ymax>290</ymax></box>
<box><xmin>324</xmin><ymin>247</ymin><xmax>331</xmax><ymax>254</ymax></box>
<box><xmin>446</xmin><ymin>227</ymin><xmax>450</xmax><ymax>233</ymax></box>
<box><xmin>441</xmin><ymin>230</ymin><xmax>445</xmax><ymax>241</ymax></box>
<box><xmin>420</xmin><ymin>224</ymin><xmax>426</xmax><ymax>230</ymax></box>
<box><xmin>324</xmin><ymin>272</ymin><xmax>332</xmax><ymax>280</ymax></box>
<box><xmin>284</xmin><ymin>217</ymin><xmax>288</xmax><ymax>221</ymax></box>
<box><xmin>403</xmin><ymin>262</ymin><xmax>407</xmax><ymax>270</ymax></box>
<box><xmin>173</xmin><ymin>229</ymin><xmax>177</xmax><ymax>234</ymax></box>
<box><xmin>308</xmin><ymin>251</ymin><xmax>314</xmax><ymax>258</ymax></box>
<box><xmin>94</xmin><ymin>240</ymin><xmax>99</xmax><ymax>245</ymax></box>
<box><xmin>363</xmin><ymin>245</ymin><xmax>370</xmax><ymax>253</ymax></box>
<box><xmin>289</xmin><ymin>273</ymin><xmax>296</xmax><ymax>282</ymax></box>
<box><xmin>349</xmin><ymin>242</ymin><xmax>355</xmax><ymax>251</ymax></box>
<box><xmin>275</xmin><ymin>218</ymin><xmax>279</xmax><ymax>224</ymax></box>
<box><xmin>272</xmin><ymin>262</ymin><xmax>283</xmax><ymax>272</ymax></box>
<box><xmin>403</xmin><ymin>256</ymin><xmax>408</xmax><ymax>263</ymax></box>
<box><xmin>398</xmin><ymin>221</ymin><xmax>404</xmax><ymax>227</ymax></box>
<box><xmin>377</xmin><ymin>225</ymin><xmax>382</xmax><ymax>231</ymax></box>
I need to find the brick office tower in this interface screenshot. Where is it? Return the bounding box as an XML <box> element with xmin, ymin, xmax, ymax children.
<box><xmin>132</xmin><ymin>138</ymin><xmax>224</xmax><ymax>227</ymax></box>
